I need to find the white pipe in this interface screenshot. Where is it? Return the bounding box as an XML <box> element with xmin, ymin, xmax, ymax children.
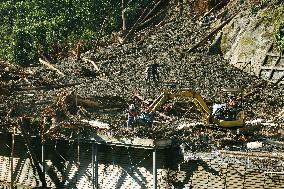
<box><xmin>264</xmin><ymin>172</ymin><xmax>284</xmax><ymax>174</ymax></box>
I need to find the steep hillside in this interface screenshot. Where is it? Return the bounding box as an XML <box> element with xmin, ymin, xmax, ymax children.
<box><xmin>0</xmin><ymin>0</ymin><xmax>283</xmax><ymax>146</ymax></box>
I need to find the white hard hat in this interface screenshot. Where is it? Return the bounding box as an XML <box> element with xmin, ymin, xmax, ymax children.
<box><xmin>129</xmin><ymin>104</ymin><xmax>135</xmax><ymax>110</ymax></box>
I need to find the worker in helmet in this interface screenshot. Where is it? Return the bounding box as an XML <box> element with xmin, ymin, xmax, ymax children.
<box><xmin>227</xmin><ymin>95</ymin><xmax>238</xmax><ymax>107</ymax></box>
<box><xmin>144</xmin><ymin>62</ymin><xmax>161</xmax><ymax>84</ymax></box>
<box><xmin>226</xmin><ymin>95</ymin><xmax>240</xmax><ymax>120</ymax></box>
<box><xmin>127</xmin><ymin>104</ymin><xmax>138</xmax><ymax>129</ymax></box>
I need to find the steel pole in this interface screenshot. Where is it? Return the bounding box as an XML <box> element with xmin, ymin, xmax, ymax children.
<box><xmin>10</xmin><ymin>126</ymin><xmax>15</xmax><ymax>188</ymax></box>
<box><xmin>92</xmin><ymin>142</ymin><xmax>95</xmax><ymax>189</ymax></box>
<box><xmin>153</xmin><ymin>148</ymin><xmax>157</xmax><ymax>189</ymax></box>
<box><xmin>95</xmin><ymin>144</ymin><xmax>98</xmax><ymax>189</ymax></box>
<box><xmin>42</xmin><ymin>142</ymin><xmax>45</xmax><ymax>180</ymax></box>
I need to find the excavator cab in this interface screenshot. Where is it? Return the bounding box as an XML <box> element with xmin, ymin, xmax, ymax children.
<box><xmin>211</xmin><ymin>88</ymin><xmax>244</xmax><ymax>128</ymax></box>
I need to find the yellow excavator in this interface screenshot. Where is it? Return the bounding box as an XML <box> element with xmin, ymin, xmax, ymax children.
<box><xmin>137</xmin><ymin>88</ymin><xmax>245</xmax><ymax>128</ymax></box>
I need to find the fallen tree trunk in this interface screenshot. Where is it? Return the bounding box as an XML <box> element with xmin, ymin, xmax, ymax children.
<box><xmin>94</xmin><ymin>16</ymin><xmax>108</xmax><ymax>51</ymax></box>
<box><xmin>122</xmin><ymin>5</ymin><xmax>151</xmax><ymax>43</ymax></box>
<box><xmin>140</xmin><ymin>0</ymin><xmax>165</xmax><ymax>24</ymax></box>
<box><xmin>265</xmin><ymin>139</ymin><xmax>284</xmax><ymax>148</ymax></box>
<box><xmin>138</xmin><ymin>9</ymin><xmax>167</xmax><ymax>29</ymax></box>
<box><xmin>242</xmin><ymin>81</ymin><xmax>267</xmax><ymax>100</ymax></box>
<box><xmin>186</xmin><ymin>11</ymin><xmax>239</xmax><ymax>53</ymax></box>
<box><xmin>137</xmin><ymin>17</ymin><xmax>167</xmax><ymax>45</ymax></box>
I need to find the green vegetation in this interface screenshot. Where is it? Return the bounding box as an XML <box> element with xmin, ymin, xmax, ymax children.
<box><xmin>0</xmin><ymin>0</ymin><xmax>152</xmax><ymax>66</ymax></box>
<box><xmin>273</xmin><ymin>6</ymin><xmax>284</xmax><ymax>50</ymax></box>
<box><xmin>255</xmin><ymin>0</ymin><xmax>284</xmax><ymax>50</ymax></box>
<box><xmin>239</xmin><ymin>36</ymin><xmax>255</xmax><ymax>46</ymax></box>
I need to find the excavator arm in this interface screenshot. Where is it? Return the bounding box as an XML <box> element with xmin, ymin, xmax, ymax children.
<box><xmin>173</xmin><ymin>89</ymin><xmax>211</xmax><ymax>118</ymax></box>
<box><xmin>146</xmin><ymin>89</ymin><xmax>211</xmax><ymax>120</ymax></box>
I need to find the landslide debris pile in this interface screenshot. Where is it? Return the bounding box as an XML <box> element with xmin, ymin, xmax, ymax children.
<box><xmin>0</xmin><ymin>1</ymin><xmax>284</xmax><ymax>146</ymax></box>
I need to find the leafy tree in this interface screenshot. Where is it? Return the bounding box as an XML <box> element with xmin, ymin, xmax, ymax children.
<box><xmin>0</xmin><ymin>0</ymin><xmax>151</xmax><ymax>66</ymax></box>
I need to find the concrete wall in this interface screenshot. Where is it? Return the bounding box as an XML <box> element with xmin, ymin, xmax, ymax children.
<box><xmin>220</xmin><ymin>5</ymin><xmax>284</xmax><ymax>83</ymax></box>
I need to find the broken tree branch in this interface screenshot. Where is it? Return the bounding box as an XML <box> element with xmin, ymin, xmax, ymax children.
<box><xmin>39</xmin><ymin>58</ymin><xmax>65</xmax><ymax>76</ymax></box>
<box><xmin>200</xmin><ymin>0</ymin><xmax>224</xmax><ymax>20</ymax></box>
<box><xmin>81</xmin><ymin>57</ymin><xmax>100</xmax><ymax>71</ymax></box>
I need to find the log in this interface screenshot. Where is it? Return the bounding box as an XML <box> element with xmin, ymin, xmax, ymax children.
<box><xmin>186</xmin><ymin>11</ymin><xmax>239</xmax><ymax>53</ymax></box>
<box><xmin>39</xmin><ymin>58</ymin><xmax>65</xmax><ymax>76</ymax></box>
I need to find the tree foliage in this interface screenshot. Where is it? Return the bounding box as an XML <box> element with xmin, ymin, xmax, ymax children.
<box><xmin>0</xmin><ymin>0</ymin><xmax>151</xmax><ymax>66</ymax></box>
